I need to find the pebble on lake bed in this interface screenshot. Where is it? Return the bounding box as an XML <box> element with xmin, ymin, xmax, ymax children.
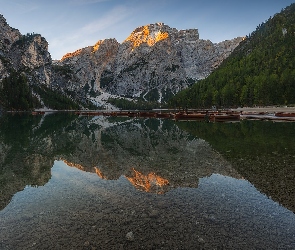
<box><xmin>126</xmin><ymin>231</ymin><xmax>134</xmax><ymax>241</ymax></box>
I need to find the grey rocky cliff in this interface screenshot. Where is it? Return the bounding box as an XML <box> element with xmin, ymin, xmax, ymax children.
<box><xmin>8</xmin><ymin>34</ymin><xmax>52</xmax><ymax>85</ymax></box>
<box><xmin>59</xmin><ymin>39</ymin><xmax>120</xmax><ymax>93</ymax></box>
<box><xmin>0</xmin><ymin>14</ymin><xmax>52</xmax><ymax>85</ymax></box>
<box><xmin>0</xmin><ymin>14</ymin><xmax>83</xmax><ymax>107</ymax></box>
<box><xmin>0</xmin><ymin>14</ymin><xmax>21</xmax><ymax>80</ymax></box>
<box><xmin>59</xmin><ymin>23</ymin><xmax>244</xmax><ymax>102</ymax></box>
<box><xmin>0</xmin><ymin>14</ymin><xmax>21</xmax><ymax>52</ymax></box>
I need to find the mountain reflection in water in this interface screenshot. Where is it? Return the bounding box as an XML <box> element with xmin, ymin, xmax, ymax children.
<box><xmin>177</xmin><ymin>120</ymin><xmax>295</xmax><ymax>212</ymax></box>
<box><xmin>64</xmin><ymin>158</ymin><xmax>170</xmax><ymax>194</ymax></box>
<box><xmin>0</xmin><ymin>113</ymin><xmax>295</xmax><ymax>249</ymax></box>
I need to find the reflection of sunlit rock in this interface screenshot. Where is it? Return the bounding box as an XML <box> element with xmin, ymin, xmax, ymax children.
<box><xmin>61</xmin><ymin>161</ymin><xmax>171</xmax><ymax>194</ymax></box>
<box><xmin>94</xmin><ymin>167</ymin><xmax>106</xmax><ymax>179</ymax></box>
<box><xmin>60</xmin><ymin>117</ymin><xmax>242</xmax><ymax>194</ymax></box>
<box><xmin>0</xmin><ymin>113</ymin><xmax>241</xmax><ymax>210</ymax></box>
<box><xmin>125</xmin><ymin>168</ymin><xmax>169</xmax><ymax>194</ymax></box>
<box><xmin>63</xmin><ymin>159</ymin><xmax>85</xmax><ymax>171</ymax></box>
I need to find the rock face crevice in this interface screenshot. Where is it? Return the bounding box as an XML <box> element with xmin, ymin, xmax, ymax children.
<box><xmin>59</xmin><ymin>23</ymin><xmax>243</xmax><ymax>102</ymax></box>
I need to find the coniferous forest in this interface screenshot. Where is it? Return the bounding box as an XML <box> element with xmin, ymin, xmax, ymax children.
<box><xmin>0</xmin><ymin>72</ymin><xmax>88</xmax><ymax>111</ymax></box>
<box><xmin>0</xmin><ymin>72</ymin><xmax>41</xmax><ymax>110</ymax></box>
<box><xmin>168</xmin><ymin>3</ymin><xmax>295</xmax><ymax>108</ymax></box>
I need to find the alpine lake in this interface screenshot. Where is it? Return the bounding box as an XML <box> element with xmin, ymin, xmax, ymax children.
<box><xmin>0</xmin><ymin>112</ymin><xmax>294</xmax><ymax>250</ymax></box>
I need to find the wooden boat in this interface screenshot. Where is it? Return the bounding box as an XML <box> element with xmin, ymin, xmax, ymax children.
<box><xmin>138</xmin><ymin>112</ymin><xmax>155</xmax><ymax>118</ymax></box>
<box><xmin>77</xmin><ymin>111</ymin><xmax>103</xmax><ymax>116</ymax></box>
<box><xmin>275</xmin><ymin>112</ymin><xmax>295</xmax><ymax>117</ymax></box>
<box><xmin>174</xmin><ymin>112</ymin><xmax>207</xmax><ymax>120</ymax></box>
<box><xmin>128</xmin><ymin>112</ymin><xmax>138</xmax><ymax>117</ymax></box>
<box><xmin>210</xmin><ymin>114</ymin><xmax>240</xmax><ymax>122</ymax></box>
<box><xmin>154</xmin><ymin>113</ymin><xmax>171</xmax><ymax>118</ymax></box>
<box><xmin>32</xmin><ymin>111</ymin><xmax>45</xmax><ymax>115</ymax></box>
<box><xmin>242</xmin><ymin>111</ymin><xmax>267</xmax><ymax>115</ymax></box>
<box><xmin>102</xmin><ymin>112</ymin><xmax>120</xmax><ymax>117</ymax></box>
<box><xmin>116</xmin><ymin>112</ymin><xmax>130</xmax><ymax>117</ymax></box>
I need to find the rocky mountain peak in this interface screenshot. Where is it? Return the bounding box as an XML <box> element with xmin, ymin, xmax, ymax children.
<box><xmin>0</xmin><ymin>14</ymin><xmax>56</xmax><ymax>89</ymax></box>
<box><xmin>124</xmin><ymin>23</ymin><xmax>171</xmax><ymax>48</ymax></box>
<box><xmin>57</xmin><ymin>22</ymin><xmax>243</xmax><ymax>103</ymax></box>
<box><xmin>93</xmin><ymin>40</ymin><xmax>104</xmax><ymax>52</ymax></box>
<box><xmin>61</xmin><ymin>48</ymin><xmax>83</xmax><ymax>61</ymax></box>
<box><xmin>61</xmin><ymin>38</ymin><xmax>119</xmax><ymax>62</ymax></box>
<box><xmin>0</xmin><ymin>14</ymin><xmax>21</xmax><ymax>52</ymax></box>
<box><xmin>0</xmin><ymin>14</ymin><xmax>8</xmax><ymax>27</ymax></box>
<box><xmin>124</xmin><ymin>23</ymin><xmax>200</xmax><ymax>49</ymax></box>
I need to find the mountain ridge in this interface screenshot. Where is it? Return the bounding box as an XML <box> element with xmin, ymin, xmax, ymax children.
<box><xmin>57</xmin><ymin>22</ymin><xmax>243</xmax><ymax>104</ymax></box>
<box><xmin>0</xmin><ymin>14</ymin><xmax>242</xmax><ymax>110</ymax></box>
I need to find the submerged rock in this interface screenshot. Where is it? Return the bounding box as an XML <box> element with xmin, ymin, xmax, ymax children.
<box><xmin>126</xmin><ymin>231</ymin><xmax>134</xmax><ymax>241</ymax></box>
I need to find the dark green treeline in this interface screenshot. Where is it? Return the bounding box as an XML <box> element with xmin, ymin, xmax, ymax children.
<box><xmin>0</xmin><ymin>72</ymin><xmax>41</xmax><ymax>110</ymax></box>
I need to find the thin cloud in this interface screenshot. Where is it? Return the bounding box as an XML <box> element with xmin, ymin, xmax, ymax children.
<box><xmin>12</xmin><ymin>1</ymin><xmax>39</xmax><ymax>14</ymax></box>
<box><xmin>69</xmin><ymin>0</ymin><xmax>110</xmax><ymax>5</ymax></box>
<box><xmin>48</xmin><ymin>5</ymin><xmax>131</xmax><ymax>59</ymax></box>
<box><xmin>81</xmin><ymin>6</ymin><xmax>130</xmax><ymax>34</ymax></box>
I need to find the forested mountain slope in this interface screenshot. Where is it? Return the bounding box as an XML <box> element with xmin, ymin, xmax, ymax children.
<box><xmin>169</xmin><ymin>3</ymin><xmax>295</xmax><ymax>108</ymax></box>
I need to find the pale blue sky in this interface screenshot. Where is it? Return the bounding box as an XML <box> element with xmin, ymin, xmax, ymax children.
<box><xmin>1</xmin><ymin>0</ymin><xmax>294</xmax><ymax>59</ymax></box>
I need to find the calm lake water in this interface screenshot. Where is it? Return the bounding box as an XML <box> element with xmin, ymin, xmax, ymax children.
<box><xmin>0</xmin><ymin>113</ymin><xmax>294</xmax><ymax>249</ymax></box>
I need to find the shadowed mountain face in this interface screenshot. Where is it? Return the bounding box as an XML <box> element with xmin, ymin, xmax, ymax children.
<box><xmin>0</xmin><ymin>113</ymin><xmax>240</xmax><ymax>210</ymax></box>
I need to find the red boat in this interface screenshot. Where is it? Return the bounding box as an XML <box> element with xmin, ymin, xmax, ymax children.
<box><xmin>174</xmin><ymin>112</ymin><xmax>206</xmax><ymax>120</ymax></box>
<box><xmin>138</xmin><ymin>112</ymin><xmax>155</xmax><ymax>118</ymax></box>
<box><xmin>275</xmin><ymin>112</ymin><xmax>295</xmax><ymax>117</ymax></box>
<box><xmin>210</xmin><ymin>114</ymin><xmax>240</xmax><ymax>122</ymax></box>
<box><xmin>76</xmin><ymin>111</ymin><xmax>103</xmax><ymax>116</ymax></box>
<box><xmin>128</xmin><ymin>112</ymin><xmax>138</xmax><ymax>117</ymax></box>
<box><xmin>154</xmin><ymin>113</ymin><xmax>172</xmax><ymax>118</ymax></box>
<box><xmin>32</xmin><ymin>111</ymin><xmax>45</xmax><ymax>115</ymax></box>
<box><xmin>116</xmin><ymin>112</ymin><xmax>130</xmax><ymax>117</ymax></box>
